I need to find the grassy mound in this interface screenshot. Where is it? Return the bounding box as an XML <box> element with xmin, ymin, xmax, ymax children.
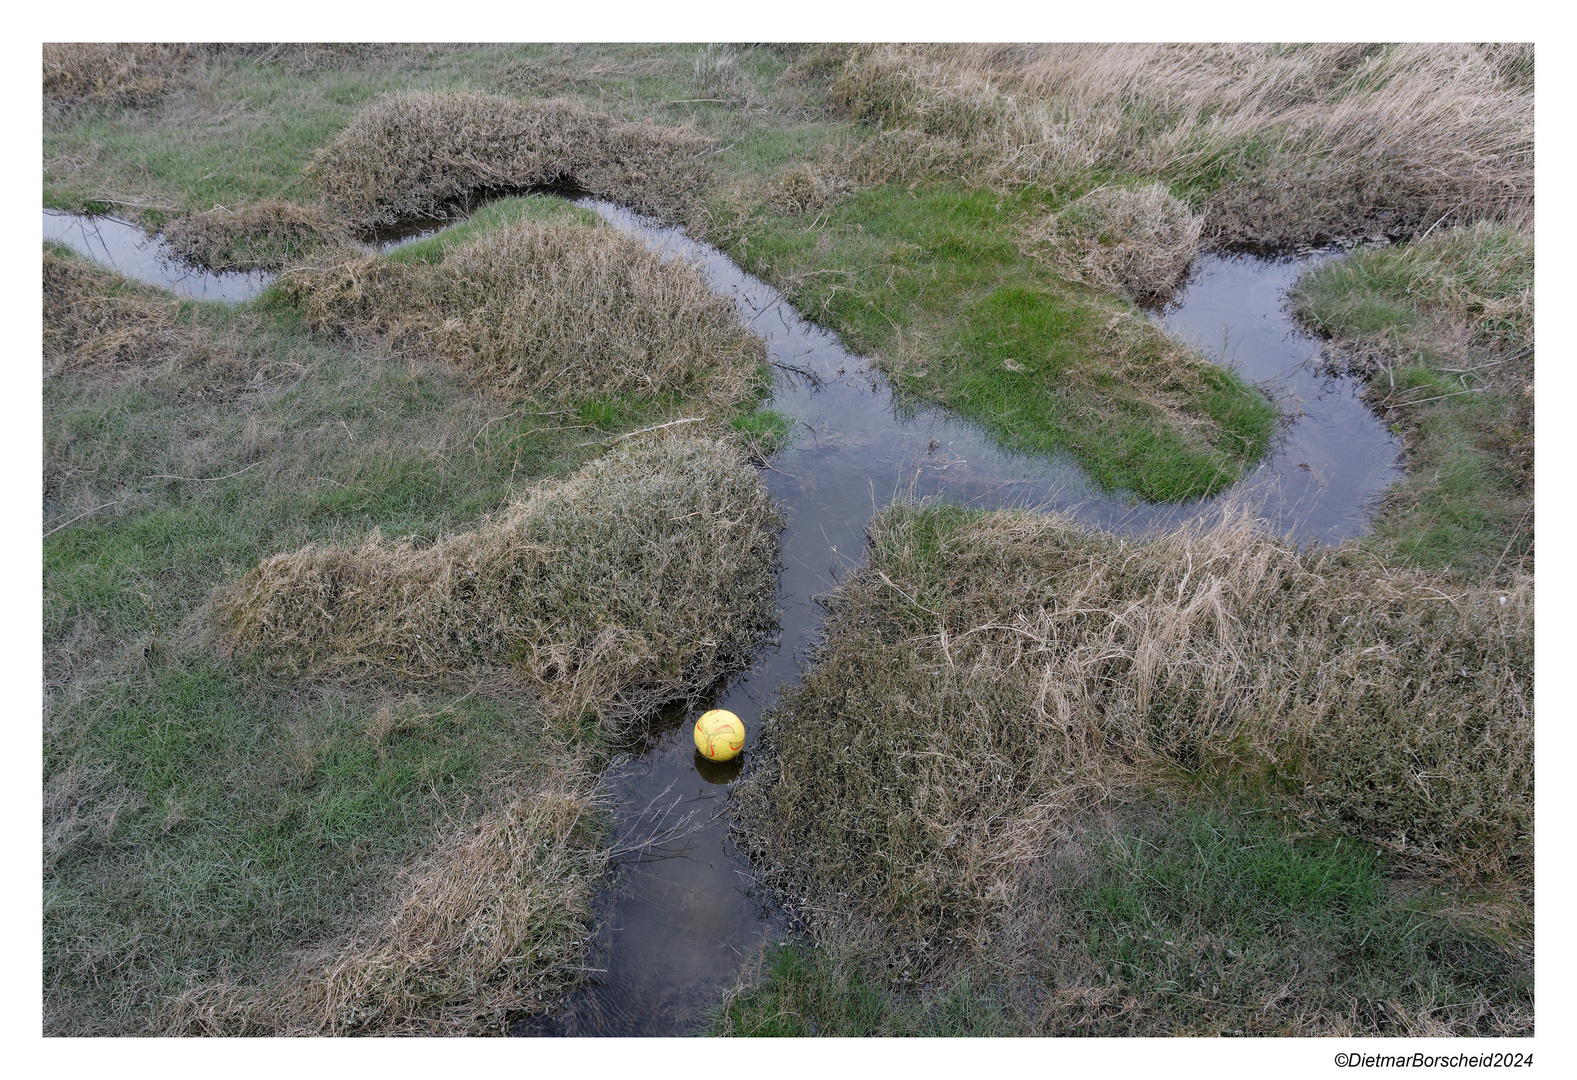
<box><xmin>734</xmin><ymin>502</ymin><xmax>1532</xmax><ymax>962</ymax></box>
<box><xmin>43</xmin><ymin>248</ymin><xmax>217</xmax><ymax>376</ymax></box>
<box><xmin>308</xmin><ymin>91</ymin><xmax>717</xmax><ymax>227</ymax></box>
<box><xmin>162</xmin><ymin>199</ymin><xmax>345</xmax><ymax>272</ymax></box>
<box><xmin>282</xmin><ymin>219</ymin><xmax>763</xmax><ymax>410</ymax></box>
<box><xmin>161</xmin><ymin>766</ymin><xmax>606</xmax><ymax>1036</ymax></box>
<box><xmin>1026</xmin><ymin>183</ymin><xmax>1203</xmax><ymax>303</ymax></box>
<box><xmin>801</xmin><ymin>43</ymin><xmax>1533</xmax><ymax>248</ymax></box>
<box><xmin>1295</xmin><ymin>222</ymin><xmax>1534</xmax><ymax>579</ymax></box>
<box><xmin>222</xmin><ymin>434</ymin><xmax>782</xmax><ymax>729</ymax></box>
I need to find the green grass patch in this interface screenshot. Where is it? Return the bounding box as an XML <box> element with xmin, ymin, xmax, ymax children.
<box><xmin>718</xmin><ymin>803</ymin><xmax>1532</xmax><ymax>1036</ymax></box>
<box><xmin>1294</xmin><ymin>223</ymin><xmax>1533</xmax><ymax>579</ymax></box>
<box><xmin>386</xmin><ymin>194</ymin><xmax>601</xmax><ymax>264</ymax></box>
<box><xmin>1067</xmin><ymin>806</ymin><xmax>1531</xmax><ymax>1035</ymax></box>
<box><xmin>715</xmin><ymin>942</ymin><xmax>1016</xmax><ymax>1037</ymax></box>
<box><xmin>44</xmin><ymin>654</ymin><xmax>601</xmax><ymax>1033</ymax></box>
<box><xmin>707</xmin><ymin>182</ymin><xmax>1275</xmax><ymax>500</ymax></box>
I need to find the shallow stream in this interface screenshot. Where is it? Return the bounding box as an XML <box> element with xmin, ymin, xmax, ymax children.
<box><xmin>42</xmin><ymin>201</ymin><xmax>1402</xmax><ymax>1036</ymax></box>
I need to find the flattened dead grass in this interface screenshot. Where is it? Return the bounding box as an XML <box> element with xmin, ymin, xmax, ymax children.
<box><xmin>282</xmin><ymin>221</ymin><xmax>763</xmax><ymax>409</ymax></box>
<box><xmin>308</xmin><ymin>91</ymin><xmax>717</xmax><ymax>227</ymax></box>
<box><xmin>43</xmin><ymin>43</ymin><xmax>199</xmax><ymax>106</ymax></box>
<box><xmin>221</xmin><ymin>434</ymin><xmax>782</xmax><ymax>731</ymax></box>
<box><xmin>800</xmin><ymin>43</ymin><xmax>1533</xmax><ymax>247</ymax></box>
<box><xmin>735</xmin><ymin>502</ymin><xmax>1532</xmax><ymax>966</ymax></box>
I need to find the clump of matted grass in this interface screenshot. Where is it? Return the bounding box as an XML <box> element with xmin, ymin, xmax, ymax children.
<box><xmin>281</xmin><ymin>220</ymin><xmax>763</xmax><ymax>409</ymax></box>
<box><xmin>43</xmin><ymin>247</ymin><xmax>216</xmax><ymax>376</ymax></box>
<box><xmin>1026</xmin><ymin>183</ymin><xmax>1203</xmax><ymax>303</ymax></box>
<box><xmin>162</xmin><ymin>199</ymin><xmax>345</xmax><ymax>272</ymax></box>
<box><xmin>43</xmin><ymin>43</ymin><xmax>199</xmax><ymax>106</ymax></box>
<box><xmin>734</xmin><ymin>501</ymin><xmax>1532</xmax><ymax>970</ymax></box>
<box><xmin>221</xmin><ymin>433</ymin><xmax>782</xmax><ymax>731</ymax></box>
<box><xmin>308</xmin><ymin>91</ymin><xmax>717</xmax><ymax>228</ymax></box>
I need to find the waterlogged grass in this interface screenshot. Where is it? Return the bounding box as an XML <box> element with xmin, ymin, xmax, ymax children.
<box><xmin>1295</xmin><ymin>223</ymin><xmax>1533</xmax><ymax>579</ymax></box>
<box><xmin>710</xmin><ymin>183</ymin><xmax>1276</xmax><ymax>500</ymax></box>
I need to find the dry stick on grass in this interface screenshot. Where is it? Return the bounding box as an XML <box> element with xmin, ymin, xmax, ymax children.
<box><xmin>42</xmin><ymin>501</ymin><xmax>121</xmax><ymax>540</ymax></box>
<box><xmin>142</xmin><ymin>462</ymin><xmax>260</xmax><ymax>483</ymax></box>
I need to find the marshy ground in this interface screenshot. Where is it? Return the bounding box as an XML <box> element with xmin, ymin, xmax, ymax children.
<box><xmin>42</xmin><ymin>43</ymin><xmax>1532</xmax><ymax>1037</ymax></box>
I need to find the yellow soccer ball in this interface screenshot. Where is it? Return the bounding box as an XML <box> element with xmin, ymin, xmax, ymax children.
<box><xmin>694</xmin><ymin>709</ymin><xmax>746</xmax><ymax>762</ymax></box>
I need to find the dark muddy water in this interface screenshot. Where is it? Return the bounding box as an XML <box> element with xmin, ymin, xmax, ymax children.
<box><xmin>42</xmin><ymin>210</ymin><xmax>272</xmax><ymax>302</ymax></box>
<box><xmin>43</xmin><ymin>200</ymin><xmax>1402</xmax><ymax>1035</ymax></box>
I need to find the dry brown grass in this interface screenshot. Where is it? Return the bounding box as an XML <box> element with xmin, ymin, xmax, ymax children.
<box><xmin>804</xmin><ymin>43</ymin><xmax>1534</xmax><ymax>247</ymax></box>
<box><xmin>281</xmin><ymin>221</ymin><xmax>763</xmax><ymax>409</ymax></box>
<box><xmin>43</xmin><ymin>249</ymin><xmax>216</xmax><ymax>376</ymax></box>
<box><xmin>735</xmin><ymin>502</ymin><xmax>1532</xmax><ymax>965</ymax></box>
<box><xmin>162</xmin><ymin>199</ymin><xmax>345</xmax><ymax>272</ymax></box>
<box><xmin>220</xmin><ymin>433</ymin><xmax>782</xmax><ymax>732</ymax></box>
<box><xmin>43</xmin><ymin>43</ymin><xmax>199</xmax><ymax>106</ymax></box>
<box><xmin>308</xmin><ymin>91</ymin><xmax>718</xmax><ymax>228</ymax></box>
<box><xmin>161</xmin><ymin>772</ymin><xmax>605</xmax><ymax>1036</ymax></box>
<box><xmin>1026</xmin><ymin>183</ymin><xmax>1203</xmax><ymax>302</ymax></box>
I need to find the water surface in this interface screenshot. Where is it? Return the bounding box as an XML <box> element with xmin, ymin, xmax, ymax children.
<box><xmin>42</xmin><ymin>210</ymin><xmax>270</xmax><ymax>302</ymax></box>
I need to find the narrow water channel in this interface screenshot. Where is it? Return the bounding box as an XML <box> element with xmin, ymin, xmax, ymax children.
<box><xmin>42</xmin><ymin>202</ymin><xmax>1403</xmax><ymax>1036</ymax></box>
<box><xmin>509</xmin><ymin>200</ymin><xmax>1404</xmax><ymax>1035</ymax></box>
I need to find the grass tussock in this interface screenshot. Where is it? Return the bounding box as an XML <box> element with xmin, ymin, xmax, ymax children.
<box><xmin>282</xmin><ymin>220</ymin><xmax>763</xmax><ymax>409</ymax></box>
<box><xmin>735</xmin><ymin>502</ymin><xmax>1532</xmax><ymax>967</ymax></box>
<box><xmin>43</xmin><ymin>42</ymin><xmax>199</xmax><ymax>106</ymax></box>
<box><xmin>1295</xmin><ymin>222</ymin><xmax>1534</xmax><ymax>578</ymax></box>
<box><xmin>162</xmin><ymin>199</ymin><xmax>345</xmax><ymax>272</ymax></box>
<box><xmin>308</xmin><ymin>91</ymin><xmax>717</xmax><ymax>228</ymax></box>
<box><xmin>221</xmin><ymin>434</ymin><xmax>781</xmax><ymax>730</ymax></box>
<box><xmin>43</xmin><ymin>248</ymin><xmax>216</xmax><ymax>376</ymax></box>
<box><xmin>801</xmin><ymin>43</ymin><xmax>1533</xmax><ymax>247</ymax></box>
<box><xmin>162</xmin><ymin>776</ymin><xmax>605</xmax><ymax>1036</ymax></box>
<box><xmin>1026</xmin><ymin>183</ymin><xmax>1203</xmax><ymax>303</ymax></box>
